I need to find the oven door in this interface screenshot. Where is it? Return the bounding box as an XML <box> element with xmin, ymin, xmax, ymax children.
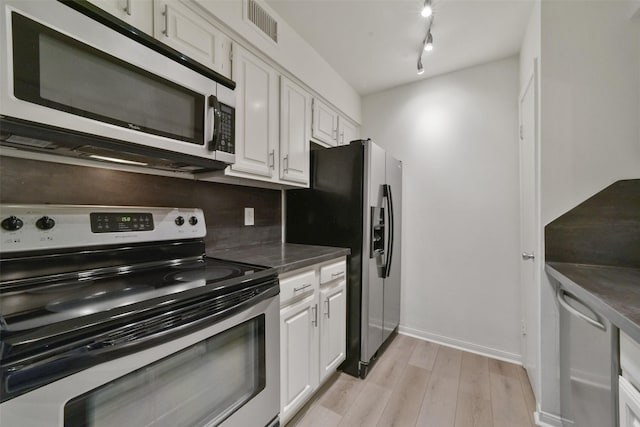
<box><xmin>0</xmin><ymin>294</ymin><xmax>279</xmax><ymax>427</ymax></box>
<box><xmin>0</xmin><ymin>0</ymin><xmax>234</xmax><ymax>163</ymax></box>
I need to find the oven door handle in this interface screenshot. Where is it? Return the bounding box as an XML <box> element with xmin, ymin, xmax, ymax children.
<box><xmin>1</xmin><ymin>282</ymin><xmax>279</xmax><ymax>402</ymax></box>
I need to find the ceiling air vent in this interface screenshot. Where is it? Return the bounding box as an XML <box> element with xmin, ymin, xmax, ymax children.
<box><xmin>246</xmin><ymin>0</ymin><xmax>278</xmax><ymax>43</ymax></box>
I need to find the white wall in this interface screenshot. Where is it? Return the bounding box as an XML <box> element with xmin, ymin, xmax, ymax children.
<box><xmin>192</xmin><ymin>0</ymin><xmax>362</xmax><ymax>124</ymax></box>
<box><xmin>541</xmin><ymin>0</ymin><xmax>640</xmax><ymax>224</ymax></box>
<box><xmin>362</xmin><ymin>56</ymin><xmax>522</xmax><ymax>362</ymax></box>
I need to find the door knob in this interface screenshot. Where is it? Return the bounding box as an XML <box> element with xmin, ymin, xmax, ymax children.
<box><xmin>522</xmin><ymin>252</ymin><xmax>535</xmax><ymax>260</ymax></box>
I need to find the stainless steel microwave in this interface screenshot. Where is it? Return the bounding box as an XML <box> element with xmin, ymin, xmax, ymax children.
<box><xmin>0</xmin><ymin>0</ymin><xmax>236</xmax><ymax>172</ymax></box>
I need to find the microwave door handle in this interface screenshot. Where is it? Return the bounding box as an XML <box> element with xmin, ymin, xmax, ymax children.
<box><xmin>207</xmin><ymin>95</ymin><xmax>221</xmax><ymax>152</ymax></box>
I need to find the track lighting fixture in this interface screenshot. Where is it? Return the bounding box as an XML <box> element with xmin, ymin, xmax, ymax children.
<box><xmin>424</xmin><ymin>32</ymin><xmax>433</xmax><ymax>52</ymax></box>
<box><xmin>416</xmin><ymin>0</ymin><xmax>435</xmax><ymax>77</ymax></box>
<box><xmin>421</xmin><ymin>0</ymin><xmax>432</xmax><ymax>18</ymax></box>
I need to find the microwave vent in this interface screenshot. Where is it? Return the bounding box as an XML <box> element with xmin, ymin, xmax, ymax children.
<box><xmin>246</xmin><ymin>0</ymin><xmax>278</xmax><ymax>43</ymax></box>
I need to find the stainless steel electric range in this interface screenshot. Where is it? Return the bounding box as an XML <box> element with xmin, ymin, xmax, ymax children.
<box><xmin>0</xmin><ymin>205</ymin><xmax>279</xmax><ymax>427</ymax></box>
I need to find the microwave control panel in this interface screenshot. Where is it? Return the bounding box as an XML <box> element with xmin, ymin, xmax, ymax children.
<box><xmin>218</xmin><ymin>103</ymin><xmax>235</xmax><ymax>154</ymax></box>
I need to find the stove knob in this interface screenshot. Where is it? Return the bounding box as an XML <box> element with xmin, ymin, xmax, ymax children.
<box><xmin>175</xmin><ymin>216</ymin><xmax>185</xmax><ymax>226</ymax></box>
<box><xmin>189</xmin><ymin>216</ymin><xmax>198</xmax><ymax>226</ymax></box>
<box><xmin>36</xmin><ymin>216</ymin><xmax>56</xmax><ymax>230</ymax></box>
<box><xmin>1</xmin><ymin>216</ymin><xmax>24</xmax><ymax>231</ymax></box>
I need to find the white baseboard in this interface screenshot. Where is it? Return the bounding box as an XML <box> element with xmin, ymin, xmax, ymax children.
<box><xmin>398</xmin><ymin>325</ymin><xmax>522</xmax><ymax>365</ymax></box>
<box><xmin>534</xmin><ymin>410</ymin><xmax>564</xmax><ymax>427</ymax></box>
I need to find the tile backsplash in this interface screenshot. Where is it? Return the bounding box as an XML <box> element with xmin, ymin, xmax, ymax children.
<box><xmin>0</xmin><ymin>157</ymin><xmax>281</xmax><ymax>249</ymax></box>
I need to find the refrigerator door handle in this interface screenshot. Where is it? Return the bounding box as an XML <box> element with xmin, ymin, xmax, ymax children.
<box><xmin>382</xmin><ymin>184</ymin><xmax>395</xmax><ymax>279</ymax></box>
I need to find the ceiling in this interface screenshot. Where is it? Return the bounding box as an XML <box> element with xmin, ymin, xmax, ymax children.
<box><xmin>265</xmin><ymin>0</ymin><xmax>534</xmax><ymax>96</ymax></box>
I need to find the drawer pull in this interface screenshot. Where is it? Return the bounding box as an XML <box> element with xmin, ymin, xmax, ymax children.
<box><xmin>293</xmin><ymin>283</ymin><xmax>312</xmax><ymax>292</ymax></box>
<box><xmin>331</xmin><ymin>272</ymin><xmax>345</xmax><ymax>278</ymax></box>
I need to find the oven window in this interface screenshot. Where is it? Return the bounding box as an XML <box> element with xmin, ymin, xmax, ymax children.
<box><xmin>11</xmin><ymin>12</ymin><xmax>205</xmax><ymax>145</ymax></box>
<box><xmin>64</xmin><ymin>316</ymin><xmax>265</xmax><ymax>427</ymax></box>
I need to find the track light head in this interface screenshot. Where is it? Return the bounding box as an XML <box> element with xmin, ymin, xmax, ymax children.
<box><xmin>417</xmin><ymin>58</ymin><xmax>424</xmax><ymax>75</ymax></box>
<box><xmin>424</xmin><ymin>32</ymin><xmax>433</xmax><ymax>52</ymax></box>
<box><xmin>421</xmin><ymin>0</ymin><xmax>433</xmax><ymax>18</ymax></box>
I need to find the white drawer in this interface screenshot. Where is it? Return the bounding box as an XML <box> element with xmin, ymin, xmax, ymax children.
<box><xmin>320</xmin><ymin>259</ymin><xmax>346</xmax><ymax>284</ymax></box>
<box><xmin>280</xmin><ymin>269</ymin><xmax>316</xmax><ymax>305</ymax></box>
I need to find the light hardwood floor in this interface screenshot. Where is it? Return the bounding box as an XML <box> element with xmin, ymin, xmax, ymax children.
<box><xmin>287</xmin><ymin>334</ymin><xmax>536</xmax><ymax>427</ymax></box>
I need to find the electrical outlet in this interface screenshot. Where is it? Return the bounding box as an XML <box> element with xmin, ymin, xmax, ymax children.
<box><xmin>244</xmin><ymin>208</ymin><xmax>254</xmax><ymax>226</ymax></box>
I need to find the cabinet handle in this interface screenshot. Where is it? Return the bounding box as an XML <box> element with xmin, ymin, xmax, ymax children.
<box><xmin>340</xmin><ymin>132</ymin><xmax>345</xmax><ymax>145</ymax></box>
<box><xmin>331</xmin><ymin>271</ymin><xmax>345</xmax><ymax>279</ymax></box>
<box><xmin>332</xmin><ymin>128</ymin><xmax>338</xmax><ymax>140</ymax></box>
<box><xmin>283</xmin><ymin>154</ymin><xmax>289</xmax><ymax>172</ymax></box>
<box><xmin>293</xmin><ymin>283</ymin><xmax>311</xmax><ymax>292</ymax></box>
<box><xmin>123</xmin><ymin>0</ymin><xmax>131</xmax><ymax>16</ymax></box>
<box><xmin>162</xmin><ymin>4</ymin><xmax>169</xmax><ymax>36</ymax></box>
<box><xmin>325</xmin><ymin>298</ymin><xmax>330</xmax><ymax>318</ymax></box>
<box><xmin>269</xmin><ymin>149</ymin><xmax>275</xmax><ymax>169</ymax></box>
<box><xmin>312</xmin><ymin>304</ymin><xmax>318</xmax><ymax>327</ymax></box>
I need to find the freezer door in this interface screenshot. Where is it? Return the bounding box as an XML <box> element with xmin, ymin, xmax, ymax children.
<box><xmin>382</xmin><ymin>155</ymin><xmax>402</xmax><ymax>343</ymax></box>
<box><xmin>362</xmin><ymin>141</ymin><xmax>386</xmax><ymax>364</ymax></box>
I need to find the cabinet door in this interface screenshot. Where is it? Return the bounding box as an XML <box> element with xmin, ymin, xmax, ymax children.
<box><xmin>280</xmin><ymin>295</ymin><xmax>319</xmax><ymax>424</ymax></box>
<box><xmin>620</xmin><ymin>376</ymin><xmax>640</xmax><ymax>427</ymax></box>
<box><xmin>280</xmin><ymin>77</ymin><xmax>311</xmax><ymax>185</ymax></box>
<box><xmin>231</xmin><ymin>46</ymin><xmax>279</xmax><ymax>178</ymax></box>
<box><xmin>312</xmin><ymin>98</ymin><xmax>338</xmax><ymax>147</ymax></box>
<box><xmin>153</xmin><ymin>0</ymin><xmax>231</xmax><ymax>78</ymax></box>
<box><xmin>88</xmin><ymin>0</ymin><xmax>153</xmax><ymax>34</ymax></box>
<box><xmin>338</xmin><ymin>116</ymin><xmax>358</xmax><ymax>146</ymax></box>
<box><xmin>319</xmin><ymin>280</ymin><xmax>346</xmax><ymax>383</ymax></box>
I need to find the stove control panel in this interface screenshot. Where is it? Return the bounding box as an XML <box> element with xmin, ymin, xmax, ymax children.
<box><xmin>0</xmin><ymin>205</ymin><xmax>206</xmax><ymax>253</ymax></box>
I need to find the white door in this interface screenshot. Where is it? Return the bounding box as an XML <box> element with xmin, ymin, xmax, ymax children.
<box><xmin>338</xmin><ymin>117</ymin><xmax>358</xmax><ymax>146</ymax></box>
<box><xmin>280</xmin><ymin>76</ymin><xmax>311</xmax><ymax>185</ymax></box>
<box><xmin>231</xmin><ymin>46</ymin><xmax>278</xmax><ymax>178</ymax></box>
<box><xmin>312</xmin><ymin>98</ymin><xmax>338</xmax><ymax>147</ymax></box>
<box><xmin>519</xmin><ymin>59</ymin><xmax>539</xmax><ymax>398</ymax></box>
<box><xmin>154</xmin><ymin>0</ymin><xmax>231</xmax><ymax>78</ymax></box>
<box><xmin>280</xmin><ymin>295</ymin><xmax>319</xmax><ymax>424</ymax></box>
<box><xmin>319</xmin><ymin>281</ymin><xmax>346</xmax><ymax>382</ymax></box>
<box><xmin>89</xmin><ymin>0</ymin><xmax>153</xmax><ymax>34</ymax></box>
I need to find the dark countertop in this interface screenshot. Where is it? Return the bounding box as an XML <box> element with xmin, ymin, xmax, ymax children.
<box><xmin>546</xmin><ymin>262</ymin><xmax>640</xmax><ymax>343</ymax></box>
<box><xmin>207</xmin><ymin>242</ymin><xmax>350</xmax><ymax>274</ymax></box>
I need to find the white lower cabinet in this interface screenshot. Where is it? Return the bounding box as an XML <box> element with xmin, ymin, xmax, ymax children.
<box><xmin>279</xmin><ymin>257</ymin><xmax>347</xmax><ymax>425</ymax></box>
<box><xmin>319</xmin><ymin>280</ymin><xmax>346</xmax><ymax>382</ymax></box>
<box><xmin>620</xmin><ymin>331</ymin><xmax>640</xmax><ymax>427</ymax></box>
<box><xmin>280</xmin><ymin>293</ymin><xmax>318</xmax><ymax>420</ymax></box>
<box><xmin>619</xmin><ymin>376</ymin><xmax>640</xmax><ymax>427</ymax></box>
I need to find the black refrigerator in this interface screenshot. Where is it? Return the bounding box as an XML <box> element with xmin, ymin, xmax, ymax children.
<box><xmin>286</xmin><ymin>139</ymin><xmax>402</xmax><ymax>378</ymax></box>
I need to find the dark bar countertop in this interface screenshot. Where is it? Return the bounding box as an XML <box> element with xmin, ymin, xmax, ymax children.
<box><xmin>545</xmin><ymin>179</ymin><xmax>640</xmax><ymax>343</ymax></box>
<box><xmin>208</xmin><ymin>242</ymin><xmax>350</xmax><ymax>274</ymax></box>
<box><xmin>546</xmin><ymin>262</ymin><xmax>640</xmax><ymax>343</ymax></box>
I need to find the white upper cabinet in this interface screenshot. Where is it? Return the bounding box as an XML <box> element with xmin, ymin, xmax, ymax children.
<box><xmin>312</xmin><ymin>98</ymin><xmax>359</xmax><ymax>148</ymax></box>
<box><xmin>153</xmin><ymin>0</ymin><xmax>231</xmax><ymax>78</ymax></box>
<box><xmin>338</xmin><ymin>116</ymin><xmax>358</xmax><ymax>146</ymax></box>
<box><xmin>280</xmin><ymin>76</ymin><xmax>311</xmax><ymax>185</ymax></box>
<box><xmin>231</xmin><ymin>45</ymin><xmax>279</xmax><ymax>178</ymax></box>
<box><xmin>312</xmin><ymin>98</ymin><xmax>339</xmax><ymax>147</ymax></box>
<box><xmin>88</xmin><ymin>0</ymin><xmax>153</xmax><ymax>34</ymax></box>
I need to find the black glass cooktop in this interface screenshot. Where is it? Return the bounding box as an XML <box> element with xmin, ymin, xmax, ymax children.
<box><xmin>1</xmin><ymin>257</ymin><xmax>267</xmax><ymax>333</ymax></box>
